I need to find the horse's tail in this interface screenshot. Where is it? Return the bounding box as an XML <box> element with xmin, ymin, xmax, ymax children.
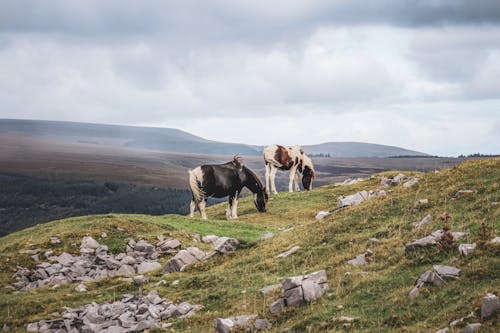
<box><xmin>188</xmin><ymin>167</ymin><xmax>204</xmax><ymax>203</ymax></box>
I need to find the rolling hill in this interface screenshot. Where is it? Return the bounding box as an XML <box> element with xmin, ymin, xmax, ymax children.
<box><xmin>0</xmin><ymin>158</ymin><xmax>498</xmax><ymax>332</ymax></box>
<box><xmin>0</xmin><ymin>119</ymin><xmax>427</xmax><ymax>157</ymax></box>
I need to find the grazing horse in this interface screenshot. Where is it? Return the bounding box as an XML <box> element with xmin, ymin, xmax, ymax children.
<box><xmin>188</xmin><ymin>157</ymin><xmax>268</xmax><ymax>220</ymax></box>
<box><xmin>263</xmin><ymin>144</ymin><xmax>316</xmax><ymax>194</ymax></box>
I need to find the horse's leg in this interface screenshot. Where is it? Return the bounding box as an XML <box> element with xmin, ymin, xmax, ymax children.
<box><xmin>270</xmin><ymin>166</ymin><xmax>278</xmax><ymax>194</ymax></box>
<box><xmin>288</xmin><ymin>165</ymin><xmax>297</xmax><ymax>192</ymax></box>
<box><xmin>226</xmin><ymin>198</ymin><xmax>232</xmax><ymax>220</ymax></box>
<box><xmin>294</xmin><ymin>172</ymin><xmax>301</xmax><ymax>191</ymax></box>
<box><xmin>199</xmin><ymin>200</ymin><xmax>207</xmax><ymax>220</ymax></box>
<box><xmin>189</xmin><ymin>199</ymin><xmax>196</xmax><ymax>218</ymax></box>
<box><xmin>231</xmin><ymin>192</ymin><xmax>239</xmax><ymax>219</ymax></box>
<box><xmin>265</xmin><ymin>163</ymin><xmax>271</xmax><ymax>194</ymax></box>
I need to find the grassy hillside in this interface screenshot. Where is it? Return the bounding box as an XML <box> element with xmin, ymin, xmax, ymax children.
<box><xmin>0</xmin><ymin>158</ymin><xmax>498</xmax><ymax>332</ymax></box>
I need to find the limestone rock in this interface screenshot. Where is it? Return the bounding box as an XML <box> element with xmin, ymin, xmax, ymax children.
<box><xmin>254</xmin><ymin>318</ymin><xmax>272</xmax><ymax>330</ymax></box>
<box><xmin>491</xmin><ymin>237</ymin><xmax>500</xmax><ymax>243</ymax></box>
<box><xmin>157</xmin><ymin>239</ymin><xmax>181</xmax><ymax>252</ymax></box>
<box><xmin>403</xmin><ymin>178</ymin><xmax>419</xmax><ymax>187</ymax></box>
<box><xmin>432</xmin><ymin>265</ymin><xmax>460</xmax><ymax>279</ymax></box>
<box><xmin>260</xmin><ymin>232</ymin><xmax>275</xmax><ymax>241</ymax></box>
<box><xmin>213</xmin><ymin>237</ymin><xmax>240</xmax><ymax>254</ymax></box>
<box><xmin>75</xmin><ymin>283</ymin><xmax>87</xmax><ymax>292</ymax></box>
<box><xmin>269</xmin><ymin>298</ymin><xmax>285</xmax><ymax>314</ymax></box>
<box><xmin>338</xmin><ymin>190</ymin><xmax>370</xmax><ymax>207</ymax></box>
<box><xmin>259</xmin><ymin>284</ymin><xmax>281</xmax><ymax>295</ymax></box>
<box><xmin>459</xmin><ymin>243</ymin><xmax>477</xmax><ymax>256</ymax></box>
<box><xmin>481</xmin><ymin>293</ymin><xmax>499</xmax><ymax>319</ymax></box>
<box><xmin>202</xmin><ymin>235</ymin><xmax>219</xmax><ymax>243</ymax></box>
<box><xmin>392</xmin><ymin>173</ymin><xmax>407</xmax><ymax>184</ymax></box>
<box><xmin>277</xmin><ymin>246</ymin><xmax>301</xmax><ymax>258</ymax></box>
<box><xmin>315</xmin><ymin>211</ymin><xmax>330</xmax><ymax>220</ymax></box>
<box><xmin>413</xmin><ymin>214</ymin><xmax>432</xmax><ymax>228</ymax></box>
<box><xmin>136</xmin><ymin>261</ymin><xmax>161</xmax><ymax>274</ymax></box>
<box><xmin>81</xmin><ymin>236</ymin><xmax>100</xmax><ymax>249</ymax></box>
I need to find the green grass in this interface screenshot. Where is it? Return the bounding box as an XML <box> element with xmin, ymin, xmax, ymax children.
<box><xmin>0</xmin><ymin>158</ymin><xmax>499</xmax><ymax>332</ymax></box>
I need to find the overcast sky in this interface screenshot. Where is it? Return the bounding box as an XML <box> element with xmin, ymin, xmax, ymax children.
<box><xmin>1</xmin><ymin>1</ymin><xmax>499</xmax><ymax>156</ymax></box>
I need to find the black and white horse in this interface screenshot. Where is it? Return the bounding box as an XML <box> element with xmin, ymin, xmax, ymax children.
<box><xmin>263</xmin><ymin>144</ymin><xmax>316</xmax><ymax>194</ymax></box>
<box><xmin>188</xmin><ymin>157</ymin><xmax>268</xmax><ymax>220</ymax></box>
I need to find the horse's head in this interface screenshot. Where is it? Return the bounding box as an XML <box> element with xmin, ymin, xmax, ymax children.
<box><xmin>302</xmin><ymin>166</ymin><xmax>316</xmax><ymax>190</ymax></box>
<box><xmin>253</xmin><ymin>188</ymin><xmax>269</xmax><ymax>212</ymax></box>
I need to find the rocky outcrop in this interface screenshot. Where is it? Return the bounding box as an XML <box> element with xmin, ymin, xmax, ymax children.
<box><xmin>405</xmin><ymin>229</ymin><xmax>467</xmax><ymax>252</ymax></box>
<box><xmin>12</xmin><ymin>237</ymin><xmax>165</xmax><ymax>291</ymax></box>
<box><xmin>337</xmin><ymin>190</ymin><xmax>385</xmax><ymax>208</ymax></box>
<box><xmin>268</xmin><ymin>270</ymin><xmax>328</xmax><ymax>314</ymax></box>
<box><xmin>347</xmin><ymin>249</ymin><xmax>373</xmax><ymax>266</ymax></box>
<box><xmin>214</xmin><ymin>315</ymin><xmax>272</xmax><ymax>332</ymax></box>
<box><xmin>458</xmin><ymin>243</ymin><xmax>477</xmax><ymax>256</ymax></box>
<box><xmin>27</xmin><ymin>290</ymin><xmax>201</xmax><ymax>333</ymax></box>
<box><xmin>408</xmin><ymin>265</ymin><xmax>460</xmax><ymax>299</ymax></box>
<box><xmin>276</xmin><ymin>246</ymin><xmax>301</xmax><ymax>258</ymax></box>
<box><xmin>412</xmin><ymin>214</ymin><xmax>432</xmax><ymax>228</ymax></box>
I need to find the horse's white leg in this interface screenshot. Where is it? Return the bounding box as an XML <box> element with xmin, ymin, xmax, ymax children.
<box><xmin>270</xmin><ymin>166</ymin><xmax>278</xmax><ymax>194</ymax></box>
<box><xmin>225</xmin><ymin>202</ymin><xmax>232</xmax><ymax>220</ymax></box>
<box><xmin>294</xmin><ymin>172</ymin><xmax>301</xmax><ymax>191</ymax></box>
<box><xmin>231</xmin><ymin>194</ymin><xmax>239</xmax><ymax>219</ymax></box>
<box><xmin>189</xmin><ymin>199</ymin><xmax>196</xmax><ymax>218</ymax></box>
<box><xmin>288</xmin><ymin>165</ymin><xmax>297</xmax><ymax>192</ymax></box>
<box><xmin>265</xmin><ymin>163</ymin><xmax>271</xmax><ymax>194</ymax></box>
<box><xmin>199</xmin><ymin>201</ymin><xmax>207</xmax><ymax>220</ymax></box>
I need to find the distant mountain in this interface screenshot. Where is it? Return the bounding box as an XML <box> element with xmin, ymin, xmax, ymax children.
<box><xmin>0</xmin><ymin>119</ymin><xmax>427</xmax><ymax>157</ymax></box>
<box><xmin>303</xmin><ymin>142</ymin><xmax>427</xmax><ymax>158</ymax></box>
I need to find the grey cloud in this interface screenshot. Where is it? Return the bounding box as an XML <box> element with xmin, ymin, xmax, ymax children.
<box><xmin>1</xmin><ymin>1</ymin><xmax>500</xmax><ymax>44</ymax></box>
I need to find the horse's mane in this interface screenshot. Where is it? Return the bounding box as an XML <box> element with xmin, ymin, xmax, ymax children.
<box><xmin>242</xmin><ymin>165</ymin><xmax>265</xmax><ymax>191</ymax></box>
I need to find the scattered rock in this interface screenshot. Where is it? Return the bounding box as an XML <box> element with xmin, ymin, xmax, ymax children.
<box><xmin>202</xmin><ymin>235</ymin><xmax>219</xmax><ymax>243</ymax></box>
<box><xmin>331</xmin><ymin>316</ymin><xmax>359</xmax><ymax>324</ymax></box>
<box><xmin>403</xmin><ymin>178</ymin><xmax>419</xmax><ymax>187</ymax></box>
<box><xmin>163</xmin><ymin>246</ymin><xmax>210</xmax><ymax>274</ymax></box>
<box><xmin>368</xmin><ymin>238</ymin><xmax>379</xmax><ymax>246</ymax></box>
<box><xmin>391</xmin><ymin>173</ymin><xmax>407</xmax><ymax>184</ymax></box>
<box><xmin>157</xmin><ymin>239</ymin><xmax>181</xmax><ymax>253</ymax></box>
<box><xmin>416</xmin><ymin>198</ymin><xmax>429</xmax><ymax>206</ymax></box>
<box><xmin>259</xmin><ymin>284</ymin><xmax>281</xmax><ymax>295</ymax></box>
<box><xmin>481</xmin><ymin>293</ymin><xmax>499</xmax><ymax>319</ymax></box>
<box><xmin>338</xmin><ymin>190</ymin><xmax>386</xmax><ymax>208</ymax></box>
<box><xmin>405</xmin><ymin>229</ymin><xmax>468</xmax><ymax>252</ymax></box>
<box><xmin>335</xmin><ymin>177</ymin><xmax>366</xmax><ymax>186</ymax></box>
<box><xmin>254</xmin><ymin>318</ymin><xmax>272</xmax><ymax>330</ymax></box>
<box><xmin>436</xmin><ymin>328</ymin><xmax>449</xmax><ymax>333</ymax></box>
<box><xmin>454</xmin><ymin>190</ymin><xmax>475</xmax><ymax>197</ymax></box>
<box><xmin>315</xmin><ymin>211</ymin><xmax>330</xmax><ymax>220</ymax></box>
<box><xmin>459</xmin><ymin>243</ymin><xmax>477</xmax><ymax>256</ymax></box>
<box><xmin>101</xmin><ymin>232</ymin><xmax>108</xmax><ymax>238</ymax></box>
<box><xmin>491</xmin><ymin>237</ymin><xmax>500</xmax><ymax>243</ymax></box>
<box><xmin>214</xmin><ymin>314</ymin><xmax>266</xmax><ymax>333</ymax></box>
<box><xmin>347</xmin><ymin>249</ymin><xmax>372</xmax><ymax>266</ymax></box>
<box><xmin>269</xmin><ymin>270</ymin><xmax>328</xmax><ymax>314</ymax></box>
<box><xmin>213</xmin><ymin>237</ymin><xmax>240</xmax><ymax>254</ymax></box>
<box><xmin>28</xmin><ymin>290</ymin><xmax>201</xmax><ymax>332</ymax></box>
<box><xmin>277</xmin><ymin>246</ymin><xmax>301</xmax><ymax>258</ymax></box>
<box><xmin>11</xmin><ymin>236</ymin><xmax>169</xmax><ymax>290</ymax></box>
<box><xmin>409</xmin><ymin>265</ymin><xmax>460</xmax><ymax>298</ymax></box>
<box><xmin>413</xmin><ymin>214</ymin><xmax>432</xmax><ymax>228</ymax></box>
<box><xmin>50</xmin><ymin>237</ymin><xmax>61</xmax><ymax>244</ymax></box>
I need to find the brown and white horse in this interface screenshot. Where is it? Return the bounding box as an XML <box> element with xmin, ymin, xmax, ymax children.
<box><xmin>188</xmin><ymin>157</ymin><xmax>268</xmax><ymax>220</ymax></box>
<box><xmin>263</xmin><ymin>144</ymin><xmax>316</xmax><ymax>194</ymax></box>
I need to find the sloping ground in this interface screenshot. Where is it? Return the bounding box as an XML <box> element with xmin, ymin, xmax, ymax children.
<box><xmin>0</xmin><ymin>158</ymin><xmax>498</xmax><ymax>332</ymax></box>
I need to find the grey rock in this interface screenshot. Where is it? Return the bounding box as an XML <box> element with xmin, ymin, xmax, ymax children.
<box><xmin>172</xmin><ymin>302</ymin><xmax>193</xmax><ymax>316</ymax></box>
<box><xmin>101</xmin><ymin>326</ymin><xmax>124</xmax><ymax>333</ymax></box>
<box><xmin>137</xmin><ymin>261</ymin><xmax>161</xmax><ymax>274</ymax></box>
<box><xmin>132</xmin><ymin>275</ymin><xmax>148</xmax><ymax>285</ymax></box>
<box><xmin>214</xmin><ymin>237</ymin><xmax>240</xmax><ymax>254</ymax></box>
<box><xmin>259</xmin><ymin>284</ymin><xmax>281</xmax><ymax>295</ymax></box>
<box><xmin>214</xmin><ymin>318</ymin><xmax>235</xmax><ymax>333</ymax></box>
<box><xmin>403</xmin><ymin>178</ymin><xmax>419</xmax><ymax>187</ymax></box>
<box><xmin>481</xmin><ymin>293</ymin><xmax>499</xmax><ymax>319</ymax></box>
<box><xmin>81</xmin><ymin>236</ymin><xmax>100</xmax><ymax>249</ymax></box>
<box><xmin>50</xmin><ymin>237</ymin><xmax>61</xmax><ymax>244</ymax></box>
<box><xmin>120</xmin><ymin>255</ymin><xmax>137</xmax><ymax>265</ymax></box>
<box><xmin>338</xmin><ymin>190</ymin><xmax>371</xmax><ymax>207</ymax></box>
<box><xmin>405</xmin><ymin>229</ymin><xmax>468</xmax><ymax>252</ymax></box>
<box><xmin>277</xmin><ymin>246</ymin><xmax>301</xmax><ymax>258</ymax></box>
<box><xmin>26</xmin><ymin>323</ymin><xmax>39</xmax><ymax>332</ymax></box>
<box><xmin>408</xmin><ymin>286</ymin><xmax>420</xmax><ymax>299</ymax></box>
<box><xmin>302</xmin><ymin>279</ymin><xmax>328</xmax><ymax>302</ymax></box>
<box><xmin>284</xmin><ymin>286</ymin><xmax>303</xmax><ymax>306</ymax></box>
<box><xmin>315</xmin><ymin>211</ymin><xmax>330</xmax><ymax>220</ymax></box>
<box><xmin>163</xmin><ymin>258</ymin><xmax>185</xmax><ymax>274</ymax></box>
<box><xmin>455</xmin><ymin>190</ymin><xmax>475</xmax><ymax>197</ymax></box>
<box><xmin>157</xmin><ymin>239</ymin><xmax>181</xmax><ymax>251</ymax></box>
<box><xmin>202</xmin><ymin>235</ymin><xmax>219</xmax><ymax>243</ymax></box>
<box><xmin>433</xmin><ymin>265</ymin><xmax>460</xmax><ymax>278</ymax></box>
<box><xmin>436</xmin><ymin>328</ymin><xmax>449</xmax><ymax>333</ymax></box>
<box><xmin>459</xmin><ymin>243</ymin><xmax>477</xmax><ymax>256</ymax></box>
<box><xmin>491</xmin><ymin>236</ymin><xmax>500</xmax><ymax>243</ymax></box>
<box><xmin>269</xmin><ymin>298</ymin><xmax>285</xmax><ymax>314</ymax></box>
<box><xmin>348</xmin><ymin>254</ymin><xmax>369</xmax><ymax>266</ymax></box>
<box><xmin>304</xmin><ymin>270</ymin><xmax>328</xmax><ymax>284</ymax></box>
<box><xmin>133</xmin><ymin>240</ymin><xmax>155</xmax><ymax>253</ymax></box>
<box><xmin>368</xmin><ymin>238</ymin><xmax>380</xmax><ymax>245</ymax></box>
<box><xmin>461</xmin><ymin>323</ymin><xmax>481</xmax><ymax>333</ymax></box>
<box><xmin>282</xmin><ymin>276</ymin><xmax>303</xmax><ymax>291</ymax></box>
<box><xmin>413</xmin><ymin>214</ymin><xmax>432</xmax><ymax>228</ymax></box>
<box><xmin>418</xmin><ymin>270</ymin><xmax>445</xmax><ymax>286</ymax></box>
<box><xmin>117</xmin><ymin>264</ymin><xmax>135</xmax><ymax>276</ymax></box>
<box><xmin>392</xmin><ymin>173</ymin><xmax>407</xmax><ymax>183</ymax></box>
<box><xmin>254</xmin><ymin>318</ymin><xmax>272</xmax><ymax>330</ymax></box>
<box><xmin>186</xmin><ymin>247</ymin><xmax>207</xmax><ymax>261</ymax></box>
